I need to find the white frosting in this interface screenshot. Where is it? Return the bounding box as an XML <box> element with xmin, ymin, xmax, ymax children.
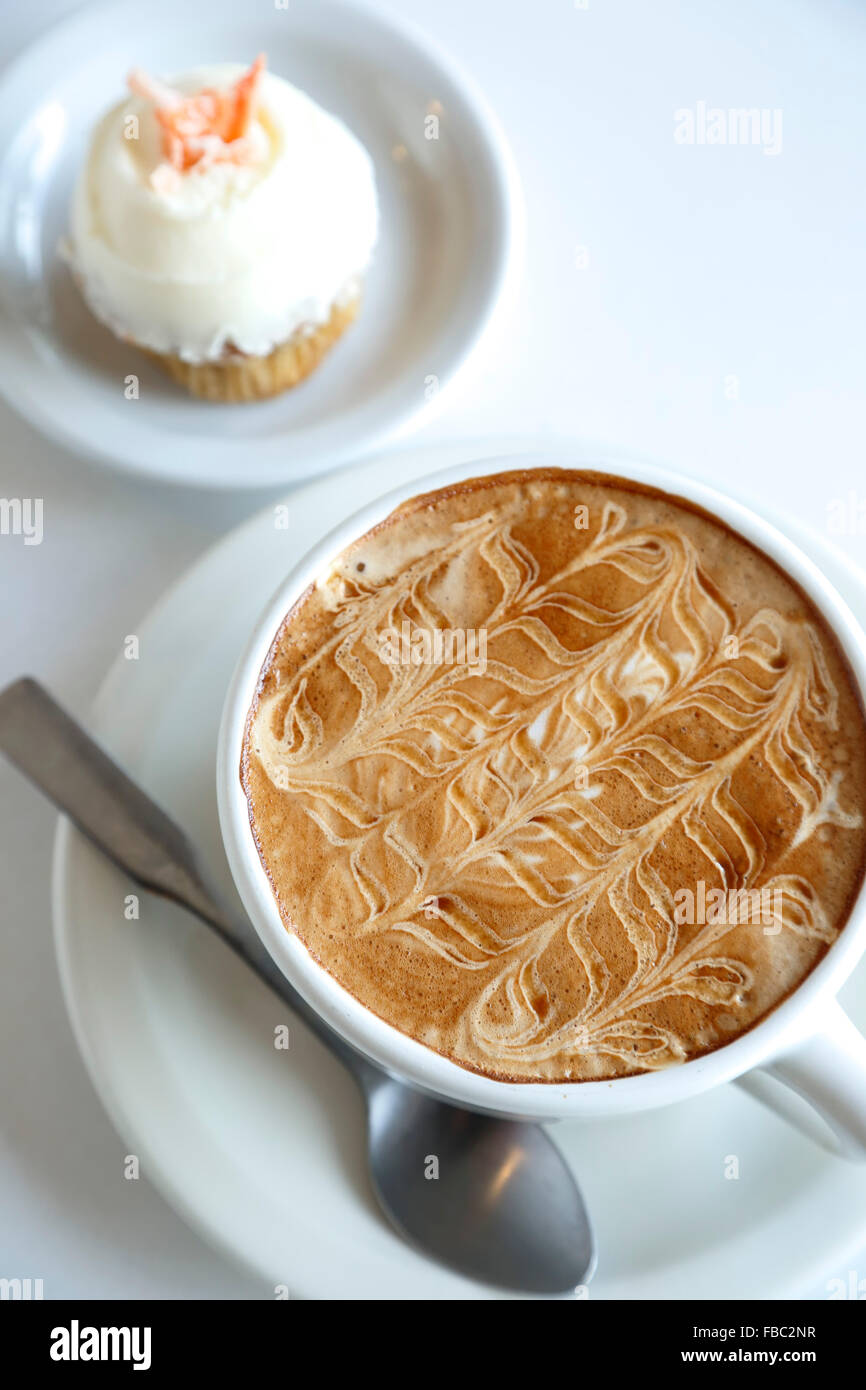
<box><xmin>66</xmin><ymin>65</ymin><xmax>378</xmax><ymax>362</ymax></box>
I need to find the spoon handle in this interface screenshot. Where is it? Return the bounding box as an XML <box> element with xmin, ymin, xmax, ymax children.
<box><xmin>0</xmin><ymin>677</ymin><xmax>379</xmax><ymax>1086</ymax></box>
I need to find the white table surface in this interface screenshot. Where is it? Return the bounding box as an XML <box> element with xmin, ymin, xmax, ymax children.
<box><xmin>1</xmin><ymin>0</ymin><xmax>864</xmax><ymax>1300</ymax></box>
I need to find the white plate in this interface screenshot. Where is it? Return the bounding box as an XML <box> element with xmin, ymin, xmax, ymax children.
<box><xmin>53</xmin><ymin>439</ymin><xmax>866</xmax><ymax>1299</ymax></box>
<box><xmin>0</xmin><ymin>0</ymin><xmax>519</xmax><ymax>489</ymax></box>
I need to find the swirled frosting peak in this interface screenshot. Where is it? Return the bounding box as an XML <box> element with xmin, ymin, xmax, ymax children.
<box><xmin>242</xmin><ymin>470</ymin><xmax>866</xmax><ymax>1082</ymax></box>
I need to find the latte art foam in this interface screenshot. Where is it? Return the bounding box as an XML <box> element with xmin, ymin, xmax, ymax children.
<box><xmin>243</xmin><ymin>471</ymin><xmax>866</xmax><ymax>1081</ymax></box>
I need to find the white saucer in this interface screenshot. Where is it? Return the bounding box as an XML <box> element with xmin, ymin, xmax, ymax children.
<box><xmin>52</xmin><ymin>440</ymin><xmax>866</xmax><ymax>1299</ymax></box>
<box><xmin>0</xmin><ymin>0</ymin><xmax>519</xmax><ymax>489</ymax></box>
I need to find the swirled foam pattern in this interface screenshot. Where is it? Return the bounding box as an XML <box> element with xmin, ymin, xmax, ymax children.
<box><xmin>243</xmin><ymin>471</ymin><xmax>866</xmax><ymax>1081</ymax></box>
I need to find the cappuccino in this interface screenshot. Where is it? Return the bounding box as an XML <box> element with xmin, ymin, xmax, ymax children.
<box><xmin>242</xmin><ymin>470</ymin><xmax>866</xmax><ymax>1081</ymax></box>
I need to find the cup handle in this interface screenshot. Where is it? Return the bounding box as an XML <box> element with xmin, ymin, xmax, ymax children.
<box><xmin>735</xmin><ymin>1000</ymin><xmax>866</xmax><ymax>1161</ymax></box>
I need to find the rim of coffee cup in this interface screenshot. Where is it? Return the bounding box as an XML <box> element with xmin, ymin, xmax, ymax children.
<box><xmin>217</xmin><ymin>451</ymin><xmax>866</xmax><ymax>1119</ymax></box>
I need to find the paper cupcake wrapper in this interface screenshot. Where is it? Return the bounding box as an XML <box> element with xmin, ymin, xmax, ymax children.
<box><xmin>146</xmin><ymin>295</ymin><xmax>360</xmax><ymax>402</ymax></box>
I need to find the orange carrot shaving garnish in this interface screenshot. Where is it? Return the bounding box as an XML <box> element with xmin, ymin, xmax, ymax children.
<box><xmin>224</xmin><ymin>53</ymin><xmax>265</xmax><ymax>143</ymax></box>
<box><xmin>128</xmin><ymin>55</ymin><xmax>266</xmax><ymax>179</ymax></box>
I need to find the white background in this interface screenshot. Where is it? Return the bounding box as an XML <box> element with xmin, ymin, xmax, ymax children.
<box><xmin>1</xmin><ymin>0</ymin><xmax>864</xmax><ymax>1298</ymax></box>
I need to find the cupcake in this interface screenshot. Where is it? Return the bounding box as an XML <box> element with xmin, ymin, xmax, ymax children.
<box><xmin>65</xmin><ymin>56</ymin><xmax>378</xmax><ymax>402</ymax></box>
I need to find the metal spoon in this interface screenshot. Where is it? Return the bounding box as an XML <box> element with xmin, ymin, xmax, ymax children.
<box><xmin>0</xmin><ymin>677</ymin><xmax>596</xmax><ymax>1296</ymax></box>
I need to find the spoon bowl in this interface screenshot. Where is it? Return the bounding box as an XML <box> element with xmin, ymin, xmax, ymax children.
<box><xmin>366</xmin><ymin>1077</ymin><xmax>595</xmax><ymax>1294</ymax></box>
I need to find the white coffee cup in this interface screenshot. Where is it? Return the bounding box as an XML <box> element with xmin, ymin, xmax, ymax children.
<box><xmin>217</xmin><ymin>452</ymin><xmax>866</xmax><ymax>1158</ymax></box>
